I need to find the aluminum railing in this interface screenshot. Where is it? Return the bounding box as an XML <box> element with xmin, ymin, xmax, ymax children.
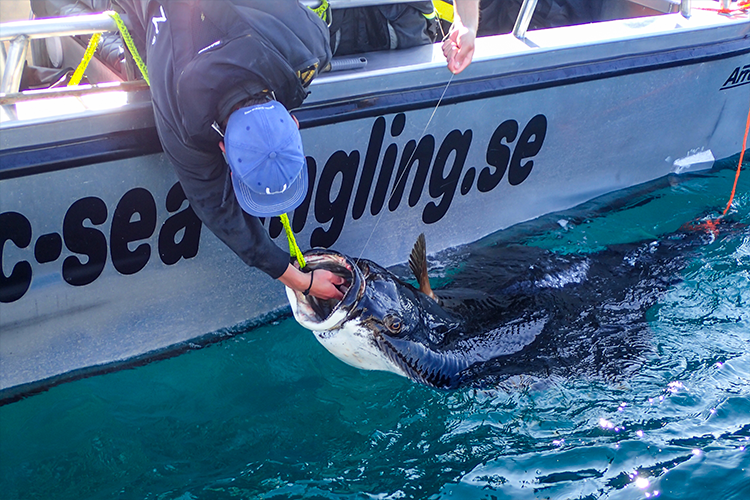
<box><xmin>300</xmin><ymin>0</ymin><xmax>415</xmax><ymax>7</ymax></box>
<box><xmin>681</xmin><ymin>0</ymin><xmax>692</xmax><ymax>18</ymax></box>
<box><xmin>513</xmin><ymin>0</ymin><xmax>689</xmax><ymax>39</ymax></box>
<box><xmin>0</xmin><ymin>12</ymin><xmax>118</xmax><ymax>94</ymax></box>
<box><xmin>513</xmin><ymin>0</ymin><xmax>539</xmax><ymax>39</ymax></box>
<box><xmin>1</xmin><ymin>0</ymin><xmax>697</xmax><ymax>96</ymax></box>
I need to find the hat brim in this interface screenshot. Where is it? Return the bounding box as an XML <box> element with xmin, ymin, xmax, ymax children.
<box><xmin>232</xmin><ymin>162</ymin><xmax>309</xmax><ymax>218</ymax></box>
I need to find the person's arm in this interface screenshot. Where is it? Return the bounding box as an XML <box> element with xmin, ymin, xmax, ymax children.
<box><xmin>213</xmin><ymin>139</ymin><xmax>344</xmax><ymax>301</ymax></box>
<box><xmin>442</xmin><ymin>0</ymin><xmax>479</xmax><ymax>74</ymax></box>
<box><xmin>166</xmin><ymin>139</ymin><xmax>344</xmax><ymax>301</ymax></box>
<box><xmin>157</xmin><ymin>116</ymin><xmax>345</xmax><ymax>302</ymax></box>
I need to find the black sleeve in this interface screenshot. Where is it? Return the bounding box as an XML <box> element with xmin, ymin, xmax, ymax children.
<box><xmin>151</xmin><ymin>108</ymin><xmax>292</xmax><ymax>279</ymax></box>
<box><xmin>31</xmin><ymin>0</ymin><xmax>111</xmax><ymax>18</ymax></box>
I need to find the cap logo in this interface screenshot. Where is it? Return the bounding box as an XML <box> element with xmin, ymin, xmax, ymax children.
<box><xmin>266</xmin><ymin>184</ymin><xmax>288</xmax><ymax>195</ymax></box>
<box><xmin>244</xmin><ymin>103</ymin><xmax>276</xmax><ymax>115</ymax></box>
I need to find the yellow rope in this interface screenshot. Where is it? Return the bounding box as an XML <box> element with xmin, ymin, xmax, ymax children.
<box><xmin>106</xmin><ymin>11</ymin><xmax>149</xmax><ymax>85</ymax></box>
<box><xmin>66</xmin><ymin>11</ymin><xmax>149</xmax><ymax>86</ymax></box>
<box><xmin>308</xmin><ymin>0</ymin><xmax>331</xmax><ymax>25</ymax></box>
<box><xmin>67</xmin><ymin>32</ymin><xmax>101</xmax><ymax>86</ymax></box>
<box><xmin>280</xmin><ymin>214</ymin><xmax>307</xmax><ymax>268</ymax></box>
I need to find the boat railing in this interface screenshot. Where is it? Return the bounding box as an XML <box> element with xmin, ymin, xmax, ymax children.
<box><xmin>1</xmin><ymin>0</ymin><xmax>696</xmax><ymax>103</ymax></box>
<box><xmin>681</xmin><ymin>0</ymin><xmax>692</xmax><ymax>17</ymax></box>
<box><xmin>0</xmin><ymin>12</ymin><xmax>118</xmax><ymax>95</ymax></box>
<box><xmin>513</xmin><ymin>0</ymin><xmax>540</xmax><ymax>39</ymax></box>
<box><xmin>0</xmin><ymin>1</ymin><xmax>423</xmax><ymax>97</ymax></box>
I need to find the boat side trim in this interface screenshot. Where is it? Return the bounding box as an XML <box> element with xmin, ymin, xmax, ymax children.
<box><xmin>0</xmin><ymin>127</ymin><xmax>162</xmax><ymax>180</ymax></box>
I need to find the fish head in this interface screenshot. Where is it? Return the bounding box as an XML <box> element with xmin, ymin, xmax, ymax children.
<box><xmin>286</xmin><ymin>249</ymin><xmax>456</xmax><ymax>383</ymax></box>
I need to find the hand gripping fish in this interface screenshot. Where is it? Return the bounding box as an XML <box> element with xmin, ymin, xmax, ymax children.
<box><xmin>285</xmin><ymin>234</ymin><xmax>546</xmax><ymax>389</ymax></box>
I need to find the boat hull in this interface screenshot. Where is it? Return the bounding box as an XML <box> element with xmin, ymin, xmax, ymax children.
<box><xmin>1</xmin><ymin>11</ymin><xmax>749</xmax><ymax>396</ymax></box>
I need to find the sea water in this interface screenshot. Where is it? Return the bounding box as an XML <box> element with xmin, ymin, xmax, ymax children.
<box><xmin>1</xmin><ymin>160</ymin><xmax>749</xmax><ymax>499</ymax></box>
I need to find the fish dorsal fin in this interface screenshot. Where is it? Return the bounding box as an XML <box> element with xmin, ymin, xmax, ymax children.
<box><xmin>409</xmin><ymin>233</ymin><xmax>438</xmax><ymax>301</ymax></box>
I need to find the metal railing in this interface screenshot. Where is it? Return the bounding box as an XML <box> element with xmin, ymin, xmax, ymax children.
<box><xmin>681</xmin><ymin>0</ymin><xmax>692</xmax><ymax>18</ymax></box>
<box><xmin>300</xmin><ymin>0</ymin><xmax>415</xmax><ymax>7</ymax></box>
<box><xmin>512</xmin><ymin>0</ymin><xmax>539</xmax><ymax>39</ymax></box>
<box><xmin>1</xmin><ymin>0</ymin><xmax>699</xmax><ymax>96</ymax></box>
<box><xmin>512</xmin><ymin>0</ymin><xmax>691</xmax><ymax>39</ymax></box>
<box><xmin>0</xmin><ymin>12</ymin><xmax>118</xmax><ymax>94</ymax></box>
<box><xmin>0</xmin><ymin>2</ymin><xmax>407</xmax><ymax>94</ymax></box>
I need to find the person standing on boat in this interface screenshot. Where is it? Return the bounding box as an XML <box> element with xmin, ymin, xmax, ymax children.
<box><xmin>441</xmin><ymin>0</ymin><xmax>479</xmax><ymax>74</ymax></box>
<box><xmin>328</xmin><ymin>2</ymin><xmax>439</xmax><ymax>56</ymax></box>
<box><xmin>110</xmin><ymin>0</ymin><xmax>346</xmax><ymax>300</ymax></box>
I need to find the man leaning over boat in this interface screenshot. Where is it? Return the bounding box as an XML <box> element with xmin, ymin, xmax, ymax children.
<box><xmin>104</xmin><ymin>0</ymin><xmax>352</xmax><ymax>300</ymax></box>
<box><xmin>27</xmin><ymin>0</ymin><xmax>440</xmax><ymax>302</ymax></box>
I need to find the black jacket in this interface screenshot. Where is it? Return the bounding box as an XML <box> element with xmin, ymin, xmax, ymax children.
<box><xmin>329</xmin><ymin>2</ymin><xmax>438</xmax><ymax>56</ymax></box>
<box><xmin>113</xmin><ymin>0</ymin><xmax>331</xmax><ymax>278</ymax></box>
<box><xmin>477</xmin><ymin>0</ymin><xmax>604</xmax><ymax>36</ymax></box>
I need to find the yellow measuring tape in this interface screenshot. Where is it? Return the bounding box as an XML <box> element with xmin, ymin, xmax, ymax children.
<box><xmin>68</xmin><ymin>11</ymin><xmax>306</xmax><ymax>268</ymax></box>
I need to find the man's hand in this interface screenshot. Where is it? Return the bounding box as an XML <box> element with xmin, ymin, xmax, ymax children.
<box><xmin>307</xmin><ymin>268</ymin><xmax>346</xmax><ymax>301</ymax></box>
<box><xmin>279</xmin><ymin>264</ymin><xmax>345</xmax><ymax>301</ymax></box>
<box><xmin>443</xmin><ymin>24</ymin><xmax>476</xmax><ymax>74</ymax></box>
<box><xmin>443</xmin><ymin>0</ymin><xmax>479</xmax><ymax>74</ymax></box>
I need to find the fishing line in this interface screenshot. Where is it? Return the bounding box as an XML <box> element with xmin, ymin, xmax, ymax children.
<box><xmin>682</xmin><ymin>85</ymin><xmax>749</xmax><ymax>237</ymax></box>
<box><xmin>354</xmin><ymin>72</ymin><xmax>455</xmax><ymax>265</ymax></box>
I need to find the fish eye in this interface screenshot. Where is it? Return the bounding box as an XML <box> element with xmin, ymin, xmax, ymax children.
<box><xmin>384</xmin><ymin>314</ymin><xmax>402</xmax><ymax>333</ymax></box>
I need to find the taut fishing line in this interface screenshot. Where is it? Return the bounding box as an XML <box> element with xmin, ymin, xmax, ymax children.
<box><xmin>355</xmin><ymin>72</ymin><xmax>455</xmax><ymax>265</ymax></box>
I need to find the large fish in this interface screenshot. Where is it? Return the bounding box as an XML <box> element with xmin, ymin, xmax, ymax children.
<box><xmin>286</xmin><ymin>227</ymin><xmax>717</xmax><ymax>389</ymax></box>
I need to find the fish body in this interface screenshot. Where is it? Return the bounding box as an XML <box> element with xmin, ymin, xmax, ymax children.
<box><xmin>286</xmin><ymin>236</ymin><xmax>545</xmax><ymax>389</ymax></box>
<box><xmin>287</xmin><ymin>223</ymin><xmax>732</xmax><ymax>389</ymax></box>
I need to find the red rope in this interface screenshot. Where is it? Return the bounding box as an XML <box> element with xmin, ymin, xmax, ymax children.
<box><xmin>695</xmin><ymin>1</ymin><xmax>750</xmax><ymax>14</ymax></box>
<box><xmin>721</xmin><ymin>92</ymin><xmax>750</xmax><ymax>216</ymax></box>
<box><xmin>682</xmin><ymin>87</ymin><xmax>750</xmax><ymax>236</ymax></box>
<box><xmin>677</xmin><ymin>3</ymin><xmax>749</xmax><ymax>235</ymax></box>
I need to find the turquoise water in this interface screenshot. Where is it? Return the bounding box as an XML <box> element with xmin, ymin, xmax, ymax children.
<box><xmin>2</xmin><ymin>162</ymin><xmax>750</xmax><ymax>499</ymax></box>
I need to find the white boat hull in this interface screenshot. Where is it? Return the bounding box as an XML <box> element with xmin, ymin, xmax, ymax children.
<box><xmin>1</xmin><ymin>9</ymin><xmax>749</xmax><ymax>396</ymax></box>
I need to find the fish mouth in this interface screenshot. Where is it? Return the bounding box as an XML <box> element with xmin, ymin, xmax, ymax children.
<box><xmin>285</xmin><ymin>249</ymin><xmax>366</xmax><ymax>330</ymax></box>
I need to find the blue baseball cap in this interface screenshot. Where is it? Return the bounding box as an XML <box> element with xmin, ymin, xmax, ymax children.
<box><xmin>224</xmin><ymin>100</ymin><xmax>308</xmax><ymax>217</ymax></box>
